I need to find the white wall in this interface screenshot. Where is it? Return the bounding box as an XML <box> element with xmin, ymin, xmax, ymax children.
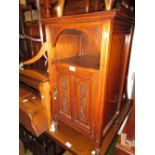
<box><xmin>127</xmin><ymin>30</ymin><xmax>135</xmax><ymax>100</ymax></box>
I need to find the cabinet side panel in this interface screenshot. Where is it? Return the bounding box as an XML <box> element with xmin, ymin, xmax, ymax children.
<box><xmin>103</xmin><ymin>34</ymin><xmax>126</xmax><ymax>127</ymax></box>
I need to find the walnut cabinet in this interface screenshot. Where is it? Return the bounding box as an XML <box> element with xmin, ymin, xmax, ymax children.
<box><xmin>42</xmin><ymin>10</ymin><xmax>134</xmax><ymax>147</ymax></box>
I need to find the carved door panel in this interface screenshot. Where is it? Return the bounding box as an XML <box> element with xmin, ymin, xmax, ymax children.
<box><xmin>57</xmin><ymin>72</ymin><xmax>72</xmax><ymax>120</ymax></box>
<box><xmin>74</xmin><ymin>75</ymin><xmax>93</xmax><ymax>133</ymax></box>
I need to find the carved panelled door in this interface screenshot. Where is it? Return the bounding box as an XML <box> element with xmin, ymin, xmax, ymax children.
<box><xmin>56</xmin><ymin>65</ymin><xmax>95</xmax><ymax>135</ymax></box>
<box><xmin>57</xmin><ymin>72</ymin><xmax>72</xmax><ymax>120</ymax></box>
<box><xmin>74</xmin><ymin>74</ymin><xmax>93</xmax><ymax>133</ymax></box>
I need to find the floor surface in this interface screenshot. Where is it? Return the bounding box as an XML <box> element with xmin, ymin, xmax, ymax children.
<box><xmin>19</xmin><ymin>139</ymin><xmax>33</xmax><ymax>155</ymax></box>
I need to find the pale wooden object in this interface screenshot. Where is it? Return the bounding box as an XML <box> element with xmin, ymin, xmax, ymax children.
<box><xmin>39</xmin><ymin>81</ymin><xmax>52</xmax><ymax>129</ymax></box>
<box><xmin>22</xmin><ymin>42</ymin><xmax>47</xmax><ymax>65</ymax></box>
<box><xmin>55</xmin><ymin>0</ymin><xmax>65</xmax><ymax>17</ymax></box>
<box><xmin>105</xmin><ymin>0</ymin><xmax>117</xmax><ymax>10</ymax></box>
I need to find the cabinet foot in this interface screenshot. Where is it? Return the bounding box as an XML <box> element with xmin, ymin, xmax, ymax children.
<box><xmin>91</xmin><ymin>148</ymin><xmax>100</xmax><ymax>155</ymax></box>
<box><xmin>50</xmin><ymin>121</ymin><xmax>58</xmax><ymax>132</ymax></box>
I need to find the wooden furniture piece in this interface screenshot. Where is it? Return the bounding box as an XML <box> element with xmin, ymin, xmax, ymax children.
<box><xmin>19</xmin><ymin>124</ymin><xmax>65</xmax><ymax>155</ymax></box>
<box><xmin>122</xmin><ymin>100</ymin><xmax>135</xmax><ymax>140</ymax></box>
<box><xmin>115</xmin><ymin>137</ymin><xmax>134</xmax><ymax>155</ymax></box>
<box><xmin>19</xmin><ymin>0</ymin><xmax>134</xmax><ymax>61</ymax></box>
<box><xmin>24</xmin><ymin>22</ymin><xmax>42</xmax><ymax>55</ymax></box>
<box><xmin>40</xmin><ymin>0</ymin><xmax>65</xmax><ymax>18</ymax></box>
<box><xmin>19</xmin><ymin>0</ymin><xmax>45</xmax><ymax>61</ymax></box>
<box><xmin>19</xmin><ymin>60</ymin><xmax>66</xmax><ymax>155</ymax></box>
<box><xmin>45</xmin><ymin>100</ymin><xmax>133</xmax><ymax>155</ymax></box>
<box><xmin>19</xmin><ymin>3</ymin><xmax>33</xmax><ymax>60</ymax></box>
<box><xmin>40</xmin><ymin>0</ymin><xmax>135</xmax><ymax>18</ymax></box>
<box><xmin>40</xmin><ymin>9</ymin><xmax>134</xmax><ymax>148</ymax></box>
<box><xmin>20</xmin><ymin>1</ymin><xmax>135</xmax><ymax>152</ymax></box>
<box><xmin>115</xmin><ymin>100</ymin><xmax>135</xmax><ymax>155</ymax></box>
<box><xmin>19</xmin><ymin>60</ymin><xmax>51</xmax><ymax>137</ymax></box>
<box><xmin>20</xmin><ymin>83</ymin><xmax>48</xmax><ymax>136</ymax></box>
<box><xmin>19</xmin><ymin>0</ymin><xmax>63</xmax><ymax>60</ymax></box>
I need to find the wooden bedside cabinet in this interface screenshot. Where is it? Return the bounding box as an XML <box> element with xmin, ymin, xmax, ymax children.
<box><xmin>41</xmin><ymin>10</ymin><xmax>134</xmax><ymax>148</ymax></box>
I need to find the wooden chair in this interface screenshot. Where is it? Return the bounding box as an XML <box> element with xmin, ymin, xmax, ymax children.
<box><xmin>19</xmin><ymin>43</ymin><xmax>51</xmax><ymax>136</ymax></box>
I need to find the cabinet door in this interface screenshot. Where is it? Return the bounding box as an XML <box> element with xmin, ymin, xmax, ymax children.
<box><xmin>74</xmin><ymin>74</ymin><xmax>93</xmax><ymax>133</ymax></box>
<box><xmin>57</xmin><ymin>72</ymin><xmax>72</xmax><ymax>120</ymax></box>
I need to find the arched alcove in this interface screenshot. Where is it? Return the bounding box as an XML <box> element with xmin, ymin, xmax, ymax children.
<box><xmin>53</xmin><ymin>28</ymin><xmax>100</xmax><ymax>63</ymax></box>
